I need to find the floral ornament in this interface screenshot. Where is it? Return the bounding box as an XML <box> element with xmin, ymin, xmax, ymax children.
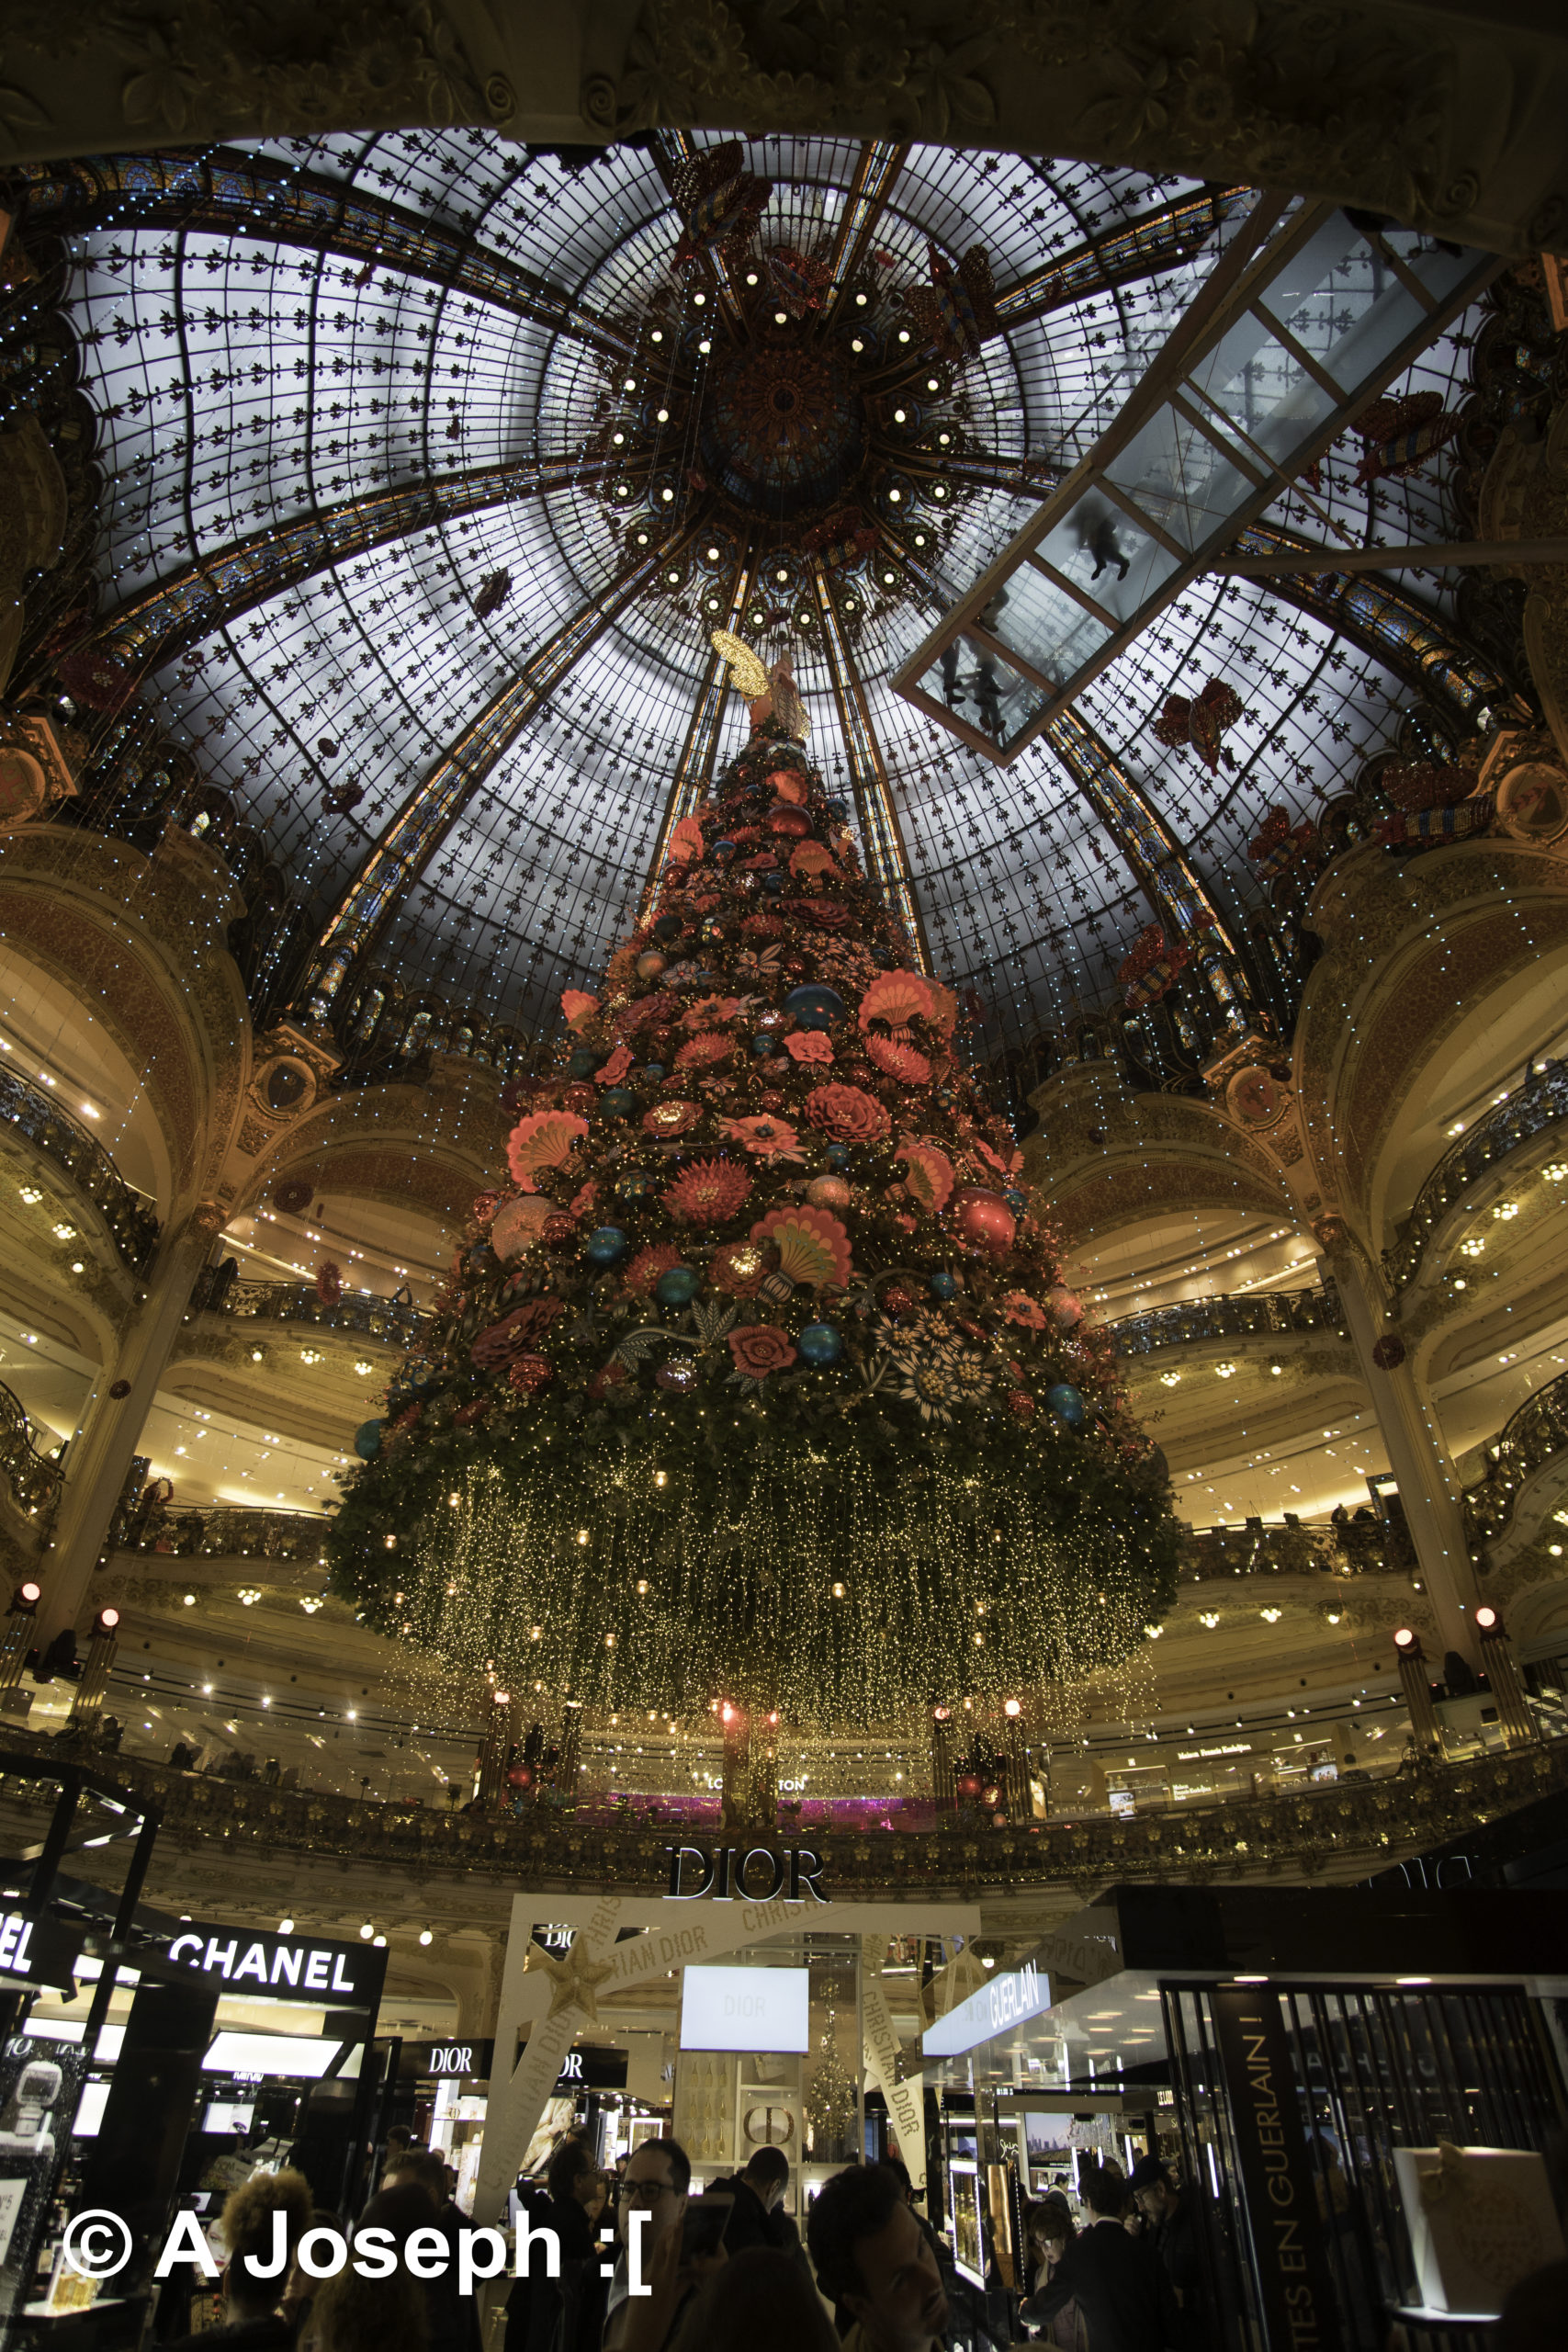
<box><xmin>949</xmin><ymin>1351</ymin><xmax>992</xmax><ymax>1408</ymax></box>
<box><xmin>784</xmin><ymin>1030</ymin><xmax>833</xmax><ymax>1066</ymax></box>
<box><xmin>643</xmin><ymin>1099</ymin><xmax>704</xmax><ymax>1138</ymax></box>
<box><xmin>859</xmin><ymin>968</ymin><xmax>934</xmax><ymax>1034</ymax></box>
<box><xmin>681</xmin><ymin>994</ymin><xmax>742</xmax><ymax>1030</ymax></box>
<box><xmin>727</xmin><ymin>1324</ymin><xmax>798</xmax><ymax>1389</ymax></box>
<box><xmin>569</xmin><ymin>1182</ymin><xmax>599</xmax><ymax>1220</ymax></box>
<box><xmin>740</xmin><ymin>912</ymin><xmax>785</xmax><ymax>938</ymax></box>
<box><xmin>791</xmin><ymin>899</ymin><xmax>855</xmax><ymax>931</ymax></box>
<box><xmin>615</xmin><ymin>989</ymin><xmax>682</xmax><ymax>1036</ymax></box>
<box><xmin>897</xmin><ymin>1139</ymin><xmax>954</xmax><ymax>1213</ymax></box>
<box><xmin>675</xmin><ymin>1031</ymin><xmax>735</xmax><ymax>1069</ymax></box>
<box><xmin>1003</xmin><ymin>1292</ymin><xmax>1048</xmax><ymax>1330</ymax></box>
<box><xmin>712</xmin><ymin>1239</ymin><xmax>771</xmax><ymax>1296</ymax></box>
<box><xmin>806</xmin><ymin>1082</ymin><xmax>892</xmax><ymax>1143</ymax></box>
<box><xmin>975</xmin><ymin>1136</ymin><xmax>1024</xmax><ymax>1178</ymax></box>
<box><xmin>595</xmin><ymin>1044</ymin><xmax>634</xmax><ymax>1087</ymax></box>
<box><xmin>877</xmin><ymin>1313</ymin><xmax>963</xmax><ymax>1426</ymax></box>
<box><xmin>866</xmin><ymin>1034</ymin><xmax>931</xmax><ymax>1084</ymax></box>
<box><xmin>470</xmin><ymin>1297</ymin><xmax>565</xmax><ymax>1370</ymax></box>
<box><xmin>560</xmin><ymin>989</ymin><xmax>600</xmax><ymax>1033</ymax></box>
<box><xmin>750</xmin><ymin>1205</ymin><xmax>852</xmax><ymax>1290</ymax></box>
<box><xmin>722</xmin><ymin>1114</ymin><xmax>804</xmax><ymax>1159</ymax></box>
<box><xmin>507</xmin><ymin>1110</ymin><xmax>589</xmax><ymax>1192</ymax></box>
<box><xmin>624</xmin><ymin>1242</ymin><xmax>684</xmax><ymax>1295</ymax></box>
<box><xmin>663</xmin><ymin>1158</ymin><xmax>752</xmax><ymax>1226</ymax></box>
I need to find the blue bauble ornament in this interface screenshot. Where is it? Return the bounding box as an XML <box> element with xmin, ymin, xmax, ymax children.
<box><xmin>762</xmin><ymin>870</ymin><xmax>786</xmax><ymax>894</ymax></box>
<box><xmin>825</xmin><ymin>797</ymin><xmax>849</xmax><ymax>821</ymax></box>
<box><xmin>354</xmin><ymin>1419</ymin><xmax>382</xmax><ymax>1460</ymax></box>
<box><xmin>713</xmin><ymin>838</ymin><xmax>738</xmax><ymax>864</ymax></box>
<box><xmin>826</xmin><ymin>1144</ymin><xmax>849</xmax><ymax>1170</ymax></box>
<box><xmin>930</xmin><ymin>1270</ymin><xmax>957</xmax><ymax>1301</ymax></box>
<box><xmin>752</xmin><ymin>1035</ymin><xmax>775</xmax><ymax>1057</ymax></box>
<box><xmin>797</xmin><ymin>1322</ymin><xmax>842</xmax><ymax>1367</ymax></box>
<box><xmin>587</xmin><ymin>1226</ymin><xmax>628</xmax><ymax>1264</ymax></box>
<box><xmin>600</xmin><ymin>1087</ymin><xmax>637</xmax><ymax>1118</ymax></box>
<box><xmin>567</xmin><ymin>1047</ymin><xmax>599</xmax><ymax>1079</ymax></box>
<box><xmin>641</xmin><ymin>1063</ymin><xmax>666</xmax><ymax>1081</ymax></box>
<box><xmin>654</xmin><ymin>914</ymin><xmax>682</xmax><ymax>941</ymax></box>
<box><xmin>1004</xmin><ymin>1187</ymin><xmax>1026</xmax><ymax>1214</ymax></box>
<box><xmin>1045</xmin><ymin>1382</ymin><xmax>1086</xmax><ymax>1429</ymax></box>
<box><xmin>616</xmin><ymin>1170</ymin><xmax>656</xmax><ymax>1203</ymax></box>
<box><xmin>784</xmin><ymin>983</ymin><xmax>848</xmax><ymax>1030</ymax></box>
<box><xmin>655</xmin><ymin>1264</ymin><xmax>702</xmax><ymax>1307</ymax></box>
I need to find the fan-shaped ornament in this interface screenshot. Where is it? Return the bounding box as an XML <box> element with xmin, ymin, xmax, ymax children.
<box><xmin>750</xmin><ymin>1204</ymin><xmax>852</xmax><ymax>1290</ymax></box>
<box><xmin>667</xmin><ymin>815</ymin><xmax>706</xmax><ymax>864</ymax></box>
<box><xmin>560</xmin><ymin>989</ymin><xmax>600</xmax><ymax>1033</ymax></box>
<box><xmin>897</xmin><ymin>1140</ymin><xmax>954</xmax><ymax>1213</ymax></box>
<box><xmin>506</xmin><ymin>1110</ymin><xmax>589</xmax><ymax>1191</ymax></box>
<box><xmin>866</xmin><ymin>1035</ymin><xmax>931</xmax><ymax>1084</ymax></box>
<box><xmin>859</xmin><ymin>969</ymin><xmax>935</xmax><ymax>1034</ymax></box>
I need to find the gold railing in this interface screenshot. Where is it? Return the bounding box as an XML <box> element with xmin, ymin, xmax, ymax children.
<box><xmin>0</xmin><ymin>1730</ymin><xmax>1558</xmax><ymax>1895</ymax></box>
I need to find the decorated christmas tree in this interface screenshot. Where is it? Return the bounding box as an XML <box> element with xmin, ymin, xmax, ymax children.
<box><xmin>329</xmin><ymin>635</ymin><xmax>1179</xmax><ymax>1731</ymax></box>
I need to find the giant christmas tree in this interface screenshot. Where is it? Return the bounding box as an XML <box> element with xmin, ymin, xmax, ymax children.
<box><xmin>330</xmin><ymin>637</ymin><xmax>1179</xmax><ymax>1730</ymax></box>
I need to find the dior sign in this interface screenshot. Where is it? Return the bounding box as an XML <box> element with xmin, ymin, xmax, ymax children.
<box><xmin>664</xmin><ymin>1845</ymin><xmax>829</xmax><ymax>1903</ymax></box>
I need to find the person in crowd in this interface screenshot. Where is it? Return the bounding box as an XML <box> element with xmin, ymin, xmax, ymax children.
<box><xmin>507</xmin><ymin>2135</ymin><xmax>608</xmax><ymax>2352</ymax></box>
<box><xmin>1496</xmin><ymin>2256</ymin><xmax>1568</xmax><ymax>2350</ymax></box>
<box><xmin>1127</xmin><ymin>2156</ymin><xmax>1206</xmax><ymax>2349</ymax></box>
<box><xmin>703</xmin><ymin>2146</ymin><xmax>791</xmax><ymax>2256</ymax></box>
<box><xmin>379</xmin><ymin>2128</ymin><xmax>414</xmax><ymax>2186</ymax></box>
<box><xmin>216</xmin><ymin>2168</ymin><xmax>315</xmax><ymax>2344</ymax></box>
<box><xmin>670</xmin><ymin>2247</ymin><xmax>837</xmax><ymax>2351</ymax></box>
<box><xmin>1021</xmin><ymin>2200</ymin><xmax>1085</xmax><ymax>2351</ymax></box>
<box><xmin>1021</xmin><ymin>2165</ymin><xmax>1179</xmax><ymax>2352</ymax></box>
<box><xmin>604</xmin><ymin>2137</ymin><xmax>723</xmax><ymax>2352</ymax></box>
<box><xmin>382</xmin><ymin>2150</ymin><xmax>479</xmax><ymax>2352</ymax></box>
<box><xmin>807</xmin><ymin>2161</ymin><xmax>950</xmax><ymax>2352</ymax></box>
<box><xmin>302</xmin><ymin>2261</ymin><xmax>429</xmax><ymax>2352</ymax></box>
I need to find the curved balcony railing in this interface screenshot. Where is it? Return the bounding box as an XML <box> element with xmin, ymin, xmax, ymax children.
<box><xmin>0</xmin><ymin>1729</ymin><xmax>1559</xmax><ymax>1894</ymax></box>
<box><xmin>1177</xmin><ymin>1510</ymin><xmax>1413</xmax><ymax>1578</ymax></box>
<box><xmin>114</xmin><ymin>1499</ymin><xmax>328</xmax><ymax>1563</ymax></box>
<box><xmin>0</xmin><ymin>1379</ymin><xmax>63</xmax><ymax>1523</ymax></box>
<box><xmin>1387</xmin><ymin>1059</ymin><xmax>1568</xmax><ymax>1292</ymax></box>
<box><xmin>1463</xmin><ymin>1365</ymin><xmax>1568</xmax><ymax>1544</ymax></box>
<box><xmin>191</xmin><ymin>1268</ymin><xmax>434</xmax><ymax>1347</ymax></box>
<box><xmin>0</xmin><ymin>1067</ymin><xmax>161</xmax><ymax>1272</ymax></box>
<box><xmin>1107</xmin><ymin>1282</ymin><xmax>1344</xmax><ymax>1356</ymax></box>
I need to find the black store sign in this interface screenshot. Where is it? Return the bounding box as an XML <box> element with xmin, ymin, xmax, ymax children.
<box><xmin>1212</xmin><ymin>1986</ymin><xmax>1341</xmax><ymax>2352</ymax></box>
<box><xmin>165</xmin><ymin>1922</ymin><xmax>385</xmax><ymax>2007</ymax></box>
<box><xmin>403</xmin><ymin>2040</ymin><xmax>495</xmax><ymax>2079</ymax></box>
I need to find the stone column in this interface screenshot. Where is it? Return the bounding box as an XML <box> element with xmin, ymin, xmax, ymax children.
<box><xmin>35</xmin><ymin>1205</ymin><xmax>225</xmax><ymax>1651</ymax></box>
<box><xmin>1314</xmin><ymin>1221</ymin><xmax>1480</xmax><ymax>1662</ymax></box>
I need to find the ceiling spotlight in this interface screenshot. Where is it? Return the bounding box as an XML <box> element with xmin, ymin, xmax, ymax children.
<box><xmin>773</xmin><ymin>310</ymin><xmax>787</xmax><ymax>325</ymax></box>
<box><xmin>279</xmin><ymin>1917</ymin><xmax>295</xmax><ymax>1934</ymax></box>
<box><xmin>419</xmin><ymin>1928</ymin><xmax>434</xmax><ymax>1946</ymax></box>
<box><xmin>360</xmin><ymin>1922</ymin><xmax>375</xmax><ymax>1939</ymax></box>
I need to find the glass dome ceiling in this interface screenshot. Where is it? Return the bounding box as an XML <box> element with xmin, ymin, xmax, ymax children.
<box><xmin>45</xmin><ymin>129</ymin><xmax>1495</xmax><ymax>1061</ymax></box>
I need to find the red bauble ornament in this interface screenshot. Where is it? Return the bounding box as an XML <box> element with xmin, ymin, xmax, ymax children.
<box><xmin>951</xmin><ymin>1186</ymin><xmax>1016</xmax><ymax>1254</ymax></box>
<box><xmin>956</xmin><ymin>1773</ymin><xmax>982</xmax><ymax>1798</ymax></box>
<box><xmin>882</xmin><ymin>1285</ymin><xmax>914</xmax><ymax>1317</ymax></box>
<box><xmin>542</xmin><ymin>1213</ymin><xmax>577</xmax><ymax>1245</ymax></box>
<box><xmin>508</xmin><ymin>1353</ymin><xmax>554</xmax><ymax>1395</ymax></box>
<box><xmin>759</xmin><ymin>1090</ymin><xmax>784</xmax><ymax>1110</ymax></box>
<box><xmin>1007</xmin><ymin>1388</ymin><xmax>1036</xmax><ymax>1420</ymax></box>
<box><xmin>768</xmin><ymin>804</ymin><xmax>811</xmax><ymax>838</ymax></box>
<box><xmin>636</xmin><ymin>951</ymin><xmax>667</xmax><ymax>980</ymax></box>
<box><xmin>807</xmin><ymin>1174</ymin><xmax>852</xmax><ymax>1209</ymax></box>
<box><xmin>563</xmin><ymin>1083</ymin><xmax>595</xmax><ymax>1113</ymax></box>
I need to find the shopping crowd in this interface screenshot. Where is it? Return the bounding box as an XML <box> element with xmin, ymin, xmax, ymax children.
<box><xmin>177</xmin><ymin>2130</ymin><xmax>1562</xmax><ymax>2352</ymax></box>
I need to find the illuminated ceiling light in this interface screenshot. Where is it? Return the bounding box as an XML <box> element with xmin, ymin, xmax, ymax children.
<box><xmin>1159</xmin><ymin>1371</ymin><xmax>1181</xmax><ymax>1387</ymax></box>
<box><xmin>419</xmin><ymin>1928</ymin><xmax>434</xmax><ymax>1946</ymax></box>
<box><xmin>698</xmin><ymin>337</ymin><xmax>712</xmax><ymax>353</ymax></box>
<box><xmin>1260</xmin><ymin>1607</ymin><xmax>1282</xmax><ymax>1623</ymax></box>
<box><xmin>354</xmin><ymin>1360</ymin><xmax>373</xmax><ymax>1375</ymax></box>
<box><xmin>299</xmin><ymin>1347</ymin><xmax>323</xmax><ymax>1364</ymax></box>
<box><xmin>1493</xmin><ymin>1200</ymin><xmax>1519</xmax><ymax>1220</ymax></box>
<box><xmin>693</xmin><ymin>291</ymin><xmax>706</xmax><ymax>307</ymax></box>
<box><xmin>1199</xmin><ymin>1611</ymin><xmax>1220</xmax><ymax>1628</ymax></box>
<box><xmin>850</xmin><ymin>337</ymin><xmax>864</xmax><ymax>353</ymax></box>
<box><xmin>705</xmin><ymin>545</ymin><xmax>720</xmax><ymax>560</ymax></box>
<box><xmin>854</xmin><ymin>291</ymin><xmax>868</xmax><ymax>306</ymax></box>
<box><xmin>925</xmin><ymin>376</ymin><xmax>939</xmax><ymax>390</ymax></box>
<box><xmin>650</xmin><ymin>327</ymin><xmax>664</xmax><ymax>342</ymax></box>
<box><xmin>660</xmin><ymin>487</ymin><xmax>674</xmax><ymax>503</ymax></box>
<box><xmin>1446</xmin><ymin>1120</ymin><xmax>1466</xmax><ymax>1136</ymax></box>
<box><xmin>51</xmin><ymin>1222</ymin><xmax>75</xmax><ymax>1240</ymax></box>
<box><xmin>1544</xmin><ymin>1163</ymin><xmax>1568</xmax><ymax>1182</ymax></box>
<box><xmin>887</xmin><ymin>488</ymin><xmax>902</xmax><ymax>503</ymax></box>
<box><xmin>17</xmin><ymin>1187</ymin><xmax>41</xmax><ymax>1205</ymax></box>
<box><xmin>773</xmin><ymin>309</ymin><xmax>787</xmax><ymax>325</ymax></box>
<box><xmin>360</xmin><ymin>1922</ymin><xmax>375</xmax><ymax>1939</ymax></box>
<box><xmin>656</xmin><ymin>406</ymin><xmax>670</xmax><ymax>423</ymax></box>
<box><xmin>1144</xmin><ymin>1623</ymin><xmax>1163</xmax><ymax>1638</ymax></box>
<box><xmin>183</xmin><ymin>1592</ymin><xmax>196</xmax><ymax>1607</ymax></box>
<box><xmin>238</xmin><ymin>1589</ymin><xmax>261</xmax><ymax>1606</ymax></box>
<box><xmin>1452</xmin><ymin>1278</ymin><xmax>1467</xmax><ymax>1290</ymax></box>
<box><xmin>897</xmin><ymin>328</ymin><xmax>910</xmax><ymax>342</ymax></box>
<box><xmin>893</xmin><ymin>407</ymin><xmax>908</xmax><ymax>423</ymax></box>
<box><xmin>1214</xmin><ymin>1362</ymin><xmax>1236</xmax><ymax>1379</ymax></box>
